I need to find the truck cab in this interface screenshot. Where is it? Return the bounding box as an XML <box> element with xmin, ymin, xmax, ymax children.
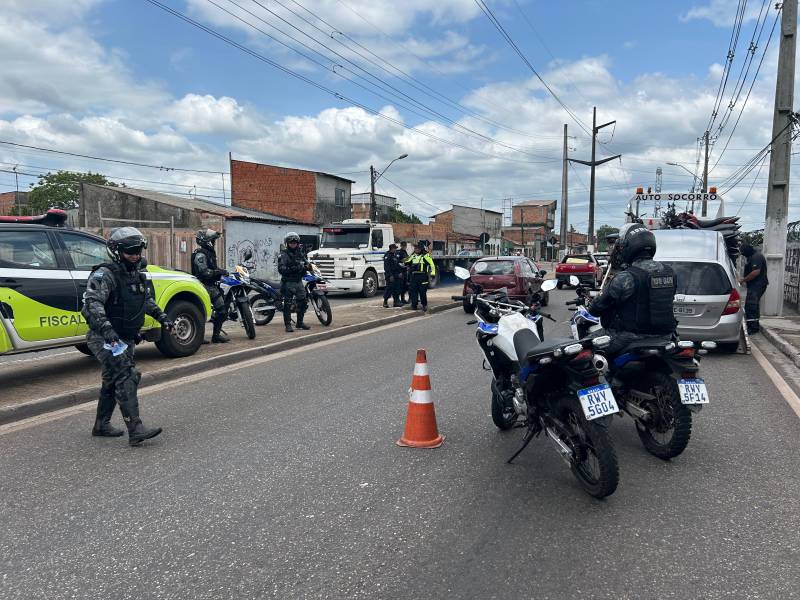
<box><xmin>308</xmin><ymin>220</ymin><xmax>394</xmax><ymax>297</ymax></box>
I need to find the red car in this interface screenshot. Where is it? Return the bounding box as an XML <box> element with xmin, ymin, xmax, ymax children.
<box><xmin>463</xmin><ymin>256</ymin><xmax>548</xmax><ymax>313</ymax></box>
<box><xmin>555</xmin><ymin>254</ymin><xmax>604</xmax><ymax>288</ymax></box>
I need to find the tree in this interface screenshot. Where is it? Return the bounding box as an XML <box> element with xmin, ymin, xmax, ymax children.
<box><xmin>28</xmin><ymin>171</ymin><xmax>116</xmax><ymax>213</ymax></box>
<box><xmin>596</xmin><ymin>224</ymin><xmax>619</xmax><ymax>251</ymax></box>
<box><xmin>388</xmin><ymin>206</ymin><xmax>422</xmax><ymax>224</ymax></box>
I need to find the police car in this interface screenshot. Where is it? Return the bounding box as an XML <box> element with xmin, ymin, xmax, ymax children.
<box><xmin>0</xmin><ymin>210</ymin><xmax>212</xmax><ymax>358</ymax></box>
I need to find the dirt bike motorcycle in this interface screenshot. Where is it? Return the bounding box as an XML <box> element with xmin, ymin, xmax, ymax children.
<box><xmin>453</xmin><ymin>267</ymin><xmax>620</xmax><ymax>499</ymax></box>
<box><xmin>249</xmin><ymin>263</ymin><xmax>332</xmax><ymax>327</ymax></box>
<box><xmin>565</xmin><ymin>275</ymin><xmax>715</xmax><ymax>459</ymax></box>
<box><xmin>218</xmin><ymin>264</ymin><xmax>257</xmax><ymax>340</ymax></box>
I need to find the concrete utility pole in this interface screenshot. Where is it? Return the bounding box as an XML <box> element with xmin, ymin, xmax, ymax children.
<box><xmin>702</xmin><ymin>129</ymin><xmax>710</xmax><ymax>216</ymax></box>
<box><xmin>569</xmin><ymin>107</ymin><xmax>620</xmax><ymax>251</ymax></box>
<box><xmin>369</xmin><ymin>165</ymin><xmax>377</xmax><ymax>222</ymax></box>
<box><xmin>520</xmin><ymin>207</ymin><xmax>525</xmax><ymax>256</ymax></box>
<box><xmin>763</xmin><ymin>0</ymin><xmax>798</xmax><ymax>317</ymax></box>
<box><xmin>560</xmin><ymin>124</ymin><xmax>569</xmax><ymax>257</ymax></box>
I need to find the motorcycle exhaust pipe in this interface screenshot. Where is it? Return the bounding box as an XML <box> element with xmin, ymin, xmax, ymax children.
<box><xmin>545</xmin><ymin>427</ymin><xmax>573</xmax><ymax>464</ymax></box>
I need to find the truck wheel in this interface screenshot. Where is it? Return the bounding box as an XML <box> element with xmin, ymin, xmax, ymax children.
<box><xmin>155</xmin><ymin>300</ymin><xmax>204</xmax><ymax>358</ymax></box>
<box><xmin>361</xmin><ymin>270</ymin><xmax>378</xmax><ymax>297</ymax></box>
<box><xmin>556</xmin><ymin>280</ymin><xmax>564</xmax><ymax>290</ymax></box>
<box><xmin>74</xmin><ymin>343</ymin><xmax>93</xmax><ymax>356</ymax></box>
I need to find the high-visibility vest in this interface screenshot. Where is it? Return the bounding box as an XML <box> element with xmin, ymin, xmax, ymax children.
<box><xmin>406</xmin><ymin>253</ymin><xmax>436</xmax><ymax>277</ymax></box>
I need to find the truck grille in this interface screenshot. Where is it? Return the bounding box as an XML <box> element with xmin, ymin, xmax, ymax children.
<box><xmin>314</xmin><ymin>259</ymin><xmax>335</xmax><ymax>278</ymax></box>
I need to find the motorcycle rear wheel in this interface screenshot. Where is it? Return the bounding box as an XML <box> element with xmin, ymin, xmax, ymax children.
<box><xmin>562</xmin><ymin>400</ymin><xmax>619</xmax><ymax>498</ymax></box>
<box><xmin>633</xmin><ymin>371</ymin><xmax>692</xmax><ymax>460</ymax></box>
<box><xmin>250</xmin><ymin>293</ymin><xmax>276</xmax><ymax>326</ymax></box>
<box><xmin>491</xmin><ymin>386</ymin><xmax>516</xmax><ymax>430</ymax></box>
<box><xmin>312</xmin><ymin>294</ymin><xmax>332</xmax><ymax>326</ymax></box>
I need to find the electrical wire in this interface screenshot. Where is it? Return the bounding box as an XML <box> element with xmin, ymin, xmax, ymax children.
<box><xmin>734</xmin><ymin>153</ymin><xmax>768</xmax><ymax>215</ymax></box>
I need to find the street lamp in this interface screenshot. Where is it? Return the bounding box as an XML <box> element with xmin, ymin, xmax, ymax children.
<box><xmin>666</xmin><ymin>162</ymin><xmax>703</xmax><ymax>193</ymax></box>
<box><xmin>370</xmin><ymin>153</ymin><xmax>408</xmax><ymax>222</ymax></box>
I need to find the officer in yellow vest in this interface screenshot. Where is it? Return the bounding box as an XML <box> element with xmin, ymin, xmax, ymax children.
<box><xmin>404</xmin><ymin>241</ymin><xmax>436</xmax><ymax>312</ymax></box>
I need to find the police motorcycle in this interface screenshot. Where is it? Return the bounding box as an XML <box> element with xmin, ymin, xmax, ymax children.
<box><xmin>248</xmin><ymin>262</ymin><xmax>332</xmax><ymax>327</ymax></box>
<box><xmin>565</xmin><ymin>275</ymin><xmax>714</xmax><ymax>460</ymax></box>
<box><xmin>218</xmin><ymin>256</ymin><xmax>257</xmax><ymax>340</ymax></box>
<box><xmin>452</xmin><ymin>267</ymin><xmax>620</xmax><ymax>499</ymax></box>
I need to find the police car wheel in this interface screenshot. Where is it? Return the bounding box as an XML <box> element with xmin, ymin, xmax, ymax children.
<box><xmin>155</xmin><ymin>300</ymin><xmax>204</xmax><ymax>358</ymax></box>
<box><xmin>74</xmin><ymin>343</ymin><xmax>93</xmax><ymax>356</ymax></box>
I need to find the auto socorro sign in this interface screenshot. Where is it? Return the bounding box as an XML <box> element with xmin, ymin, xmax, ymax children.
<box><xmin>631</xmin><ymin>192</ymin><xmax>720</xmax><ymax>203</ymax></box>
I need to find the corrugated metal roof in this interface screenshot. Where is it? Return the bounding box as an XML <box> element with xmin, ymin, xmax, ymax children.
<box><xmin>516</xmin><ymin>199</ymin><xmax>557</xmax><ymax>207</ymax></box>
<box><xmin>86</xmin><ymin>184</ymin><xmax>312</xmax><ymax>224</ymax></box>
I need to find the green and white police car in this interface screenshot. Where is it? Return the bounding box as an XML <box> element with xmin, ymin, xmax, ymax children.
<box><xmin>0</xmin><ymin>210</ymin><xmax>212</xmax><ymax>358</ymax></box>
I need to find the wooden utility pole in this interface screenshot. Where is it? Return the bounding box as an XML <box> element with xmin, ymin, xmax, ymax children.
<box><xmin>763</xmin><ymin>0</ymin><xmax>798</xmax><ymax>317</ymax></box>
<box><xmin>560</xmin><ymin>124</ymin><xmax>569</xmax><ymax>257</ymax></box>
<box><xmin>701</xmin><ymin>130</ymin><xmax>710</xmax><ymax>216</ymax></box>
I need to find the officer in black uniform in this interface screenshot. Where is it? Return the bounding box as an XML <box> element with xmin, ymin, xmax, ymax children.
<box><xmin>192</xmin><ymin>229</ymin><xmax>229</xmax><ymax>343</ymax></box>
<box><xmin>382</xmin><ymin>243</ymin><xmax>403</xmax><ymax>308</ymax></box>
<box><xmin>396</xmin><ymin>241</ymin><xmax>410</xmax><ymax>304</ymax></box>
<box><xmin>586</xmin><ymin>224</ymin><xmax>677</xmax><ymax>355</ymax></box>
<box><xmin>82</xmin><ymin>227</ymin><xmax>173</xmax><ymax>446</ymax></box>
<box><xmin>278</xmin><ymin>232</ymin><xmax>311</xmax><ymax>333</ymax></box>
<box><xmin>739</xmin><ymin>243</ymin><xmax>768</xmax><ymax>333</ymax></box>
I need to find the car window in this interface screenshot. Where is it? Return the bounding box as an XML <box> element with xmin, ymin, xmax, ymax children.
<box><xmin>519</xmin><ymin>260</ymin><xmax>533</xmax><ymax>277</ymax></box>
<box><xmin>0</xmin><ymin>231</ymin><xmax>58</xmax><ymax>269</ymax></box>
<box><xmin>529</xmin><ymin>260</ymin><xmax>540</xmax><ymax>274</ymax></box>
<box><xmin>473</xmin><ymin>260</ymin><xmax>515</xmax><ymax>275</ymax></box>
<box><xmin>564</xmin><ymin>256</ymin><xmax>590</xmax><ymax>264</ymax></box>
<box><xmin>61</xmin><ymin>232</ymin><xmax>108</xmax><ymax>269</ymax></box>
<box><xmin>662</xmin><ymin>261</ymin><xmax>732</xmax><ymax>296</ymax></box>
<box><xmin>371</xmin><ymin>230</ymin><xmax>383</xmax><ymax>249</ymax></box>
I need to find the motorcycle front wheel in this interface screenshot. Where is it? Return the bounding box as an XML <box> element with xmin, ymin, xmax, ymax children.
<box><xmin>633</xmin><ymin>371</ymin><xmax>692</xmax><ymax>460</ymax></box>
<box><xmin>238</xmin><ymin>298</ymin><xmax>257</xmax><ymax>339</ymax></box>
<box><xmin>561</xmin><ymin>398</ymin><xmax>619</xmax><ymax>498</ymax></box>
<box><xmin>311</xmin><ymin>294</ymin><xmax>332</xmax><ymax>326</ymax></box>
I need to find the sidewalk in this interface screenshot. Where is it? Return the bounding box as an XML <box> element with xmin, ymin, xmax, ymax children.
<box><xmin>0</xmin><ymin>287</ymin><xmax>460</xmax><ymax>424</ymax></box>
<box><xmin>760</xmin><ymin>315</ymin><xmax>800</xmax><ymax>369</ymax></box>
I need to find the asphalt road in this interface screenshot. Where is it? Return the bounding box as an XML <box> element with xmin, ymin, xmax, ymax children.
<box><xmin>1</xmin><ymin>289</ymin><xmax>799</xmax><ymax>599</ymax></box>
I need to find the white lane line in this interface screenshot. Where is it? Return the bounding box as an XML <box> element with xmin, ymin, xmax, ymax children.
<box><xmin>0</xmin><ymin>313</ymin><xmax>435</xmax><ymax>435</ymax></box>
<box><xmin>0</xmin><ymin>349</ymin><xmax>79</xmax><ymax>366</ymax></box>
<box><xmin>751</xmin><ymin>342</ymin><xmax>800</xmax><ymax>420</ymax></box>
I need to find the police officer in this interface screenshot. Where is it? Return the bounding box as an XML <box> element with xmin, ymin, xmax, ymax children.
<box><xmin>586</xmin><ymin>224</ymin><xmax>677</xmax><ymax>355</ymax></box>
<box><xmin>406</xmin><ymin>241</ymin><xmax>437</xmax><ymax>312</ymax></box>
<box><xmin>192</xmin><ymin>229</ymin><xmax>229</xmax><ymax>343</ymax></box>
<box><xmin>83</xmin><ymin>227</ymin><xmax>173</xmax><ymax>446</ymax></box>
<box><xmin>382</xmin><ymin>243</ymin><xmax>403</xmax><ymax>308</ymax></box>
<box><xmin>278</xmin><ymin>232</ymin><xmax>311</xmax><ymax>332</ymax></box>
<box><xmin>396</xmin><ymin>241</ymin><xmax>410</xmax><ymax>304</ymax></box>
<box><xmin>739</xmin><ymin>243</ymin><xmax>769</xmax><ymax>333</ymax></box>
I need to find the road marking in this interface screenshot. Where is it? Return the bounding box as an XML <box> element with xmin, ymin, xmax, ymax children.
<box><xmin>0</xmin><ymin>313</ymin><xmax>438</xmax><ymax>435</ymax></box>
<box><xmin>751</xmin><ymin>342</ymin><xmax>800</xmax><ymax>420</ymax></box>
<box><xmin>0</xmin><ymin>349</ymin><xmax>79</xmax><ymax>366</ymax></box>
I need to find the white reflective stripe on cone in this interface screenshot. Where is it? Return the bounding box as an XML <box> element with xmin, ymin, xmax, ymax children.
<box><xmin>410</xmin><ymin>388</ymin><xmax>433</xmax><ymax>404</ymax></box>
<box><xmin>413</xmin><ymin>362</ymin><xmax>429</xmax><ymax>376</ymax></box>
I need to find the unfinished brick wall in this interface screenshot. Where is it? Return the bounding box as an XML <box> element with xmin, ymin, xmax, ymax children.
<box><xmin>231</xmin><ymin>159</ymin><xmax>316</xmax><ymax>224</ymax></box>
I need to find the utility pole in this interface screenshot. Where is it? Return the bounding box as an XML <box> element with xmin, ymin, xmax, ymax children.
<box><xmin>560</xmin><ymin>124</ymin><xmax>569</xmax><ymax>258</ymax></box>
<box><xmin>701</xmin><ymin>129</ymin><xmax>710</xmax><ymax>216</ymax></box>
<box><xmin>569</xmin><ymin>107</ymin><xmax>620</xmax><ymax>251</ymax></box>
<box><xmin>369</xmin><ymin>165</ymin><xmax>376</xmax><ymax>222</ymax></box>
<box><xmin>520</xmin><ymin>207</ymin><xmax>525</xmax><ymax>257</ymax></box>
<box><xmin>763</xmin><ymin>0</ymin><xmax>798</xmax><ymax>317</ymax></box>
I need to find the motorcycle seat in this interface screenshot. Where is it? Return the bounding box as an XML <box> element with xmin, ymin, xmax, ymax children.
<box><xmin>695</xmin><ymin>216</ymin><xmax>738</xmax><ymax>227</ymax></box>
<box><xmin>513</xmin><ymin>329</ymin><xmax>575</xmax><ymax>361</ymax></box>
<box><xmin>619</xmin><ymin>336</ymin><xmax>673</xmax><ymax>353</ymax></box>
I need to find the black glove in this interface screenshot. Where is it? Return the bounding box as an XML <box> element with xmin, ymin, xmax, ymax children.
<box><xmin>101</xmin><ymin>324</ymin><xmax>120</xmax><ymax>346</ymax></box>
<box><xmin>304</xmin><ymin>263</ymin><xmax>312</xmax><ymax>272</ymax></box>
<box><xmin>134</xmin><ymin>333</ymin><xmax>144</xmax><ymax>345</ymax></box>
<box><xmin>158</xmin><ymin>315</ymin><xmax>176</xmax><ymax>333</ymax></box>
<box><xmin>217</xmin><ymin>269</ymin><xmax>229</xmax><ymax>278</ymax></box>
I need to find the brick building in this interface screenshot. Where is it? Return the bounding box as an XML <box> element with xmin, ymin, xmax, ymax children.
<box><xmin>512</xmin><ymin>199</ymin><xmax>557</xmax><ymax>229</ymax></box>
<box><xmin>351</xmin><ymin>192</ymin><xmax>395</xmax><ymax>221</ymax></box>
<box><xmin>0</xmin><ymin>191</ymin><xmax>29</xmax><ymax>215</ymax></box>
<box><xmin>230</xmin><ymin>159</ymin><xmax>354</xmax><ymax>226</ymax></box>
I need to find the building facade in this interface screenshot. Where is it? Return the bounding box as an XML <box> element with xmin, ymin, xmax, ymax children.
<box><xmin>511</xmin><ymin>200</ymin><xmax>557</xmax><ymax>229</ymax></box>
<box><xmin>351</xmin><ymin>192</ymin><xmax>396</xmax><ymax>222</ymax></box>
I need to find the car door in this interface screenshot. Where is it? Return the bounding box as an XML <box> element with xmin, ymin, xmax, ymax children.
<box><xmin>57</xmin><ymin>231</ymin><xmax>112</xmax><ymax>337</ymax></box>
<box><xmin>0</xmin><ymin>228</ymin><xmax>79</xmax><ymax>342</ymax></box>
<box><xmin>527</xmin><ymin>259</ymin><xmax>544</xmax><ymax>291</ymax></box>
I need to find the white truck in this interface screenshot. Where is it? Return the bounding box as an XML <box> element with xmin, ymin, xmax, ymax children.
<box><xmin>308</xmin><ymin>219</ymin><xmax>480</xmax><ymax>296</ymax></box>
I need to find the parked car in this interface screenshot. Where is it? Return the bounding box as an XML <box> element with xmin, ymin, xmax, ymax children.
<box><xmin>0</xmin><ymin>211</ymin><xmax>212</xmax><ymax>358</ymax></box>
<box><xmin>653</xmin><ymin>229</ymin><xmax>743</xmax><ymax>352</ymax></box>
<box><xmin>462</xmin><ymin>256</ymin><xmax>548</xmax><ymax>312</ymax></box>
<box><xmin>457</xmin><ymin>249</ymin><xmax>483</xmax><ymax>257</ymax></box>
<box><xmin>556</xmin><ymin>254</ymin><xmax>603</xmax><ymax>288</ymax></box>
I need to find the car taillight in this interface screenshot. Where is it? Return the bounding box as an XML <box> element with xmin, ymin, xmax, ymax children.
<box><xmin>722</xmin><ymin>288</ymin><xmax>741</xmax><ymax>316</ymax></box>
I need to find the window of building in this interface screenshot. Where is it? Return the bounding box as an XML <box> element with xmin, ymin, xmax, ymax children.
<box><xmin>335</xmin><ymin>188</ymin><xmax>346</xmax><ymax>207</ymax></box>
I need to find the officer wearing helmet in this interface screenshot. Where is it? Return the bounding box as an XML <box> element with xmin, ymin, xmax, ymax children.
<box><xmin>278</xmin><ymin>231</ymin><xmax>311</xmax><ymax>332</ymax></box>
<box><xmin>192</xmin><ymin>228</ymin><xmax>229</xmax><ymax>343</ymax></box>
<box><xmin>586</xmin><ymin>223</ymin><xmax>677</xmax><ymax>354</ymax></box>
<box><xmin>82</xmin><ymin>227</ymin><xmax>173</xmax><ymax>446</ymax></box>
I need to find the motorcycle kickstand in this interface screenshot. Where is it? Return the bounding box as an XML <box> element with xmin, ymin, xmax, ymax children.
<box><xmin>507</xmin><ymin>425</ymin><xmax>537</xmax><ymax>464</ymax></box>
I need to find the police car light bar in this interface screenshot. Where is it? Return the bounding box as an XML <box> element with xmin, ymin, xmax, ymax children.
<box><xmin>0</xmin><ymin>209</ymin><xmax>68</xmax><ymax>227</ymax></box>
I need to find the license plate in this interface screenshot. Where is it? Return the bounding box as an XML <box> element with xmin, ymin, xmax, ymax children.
<box><xmin>577</xmin><ymin>384</ymin><xmax>619</xmax><ymax>420</ymax></box>
<box><xmin>315</xmin><ymin>284</ymin><xmax>328</xmax><ymax>292</ymax></box>
<box><xmin>674</xmin><ymin>305</ymin><xmax>695</xmax><ymax>315</ymax></box>
<box><xmin>678</xmin><ymin>379</ymin><xmax>709</xmax><ymax>404</ymax></box>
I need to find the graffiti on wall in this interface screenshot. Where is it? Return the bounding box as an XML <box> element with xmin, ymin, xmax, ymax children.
<box><xmin>227</xmin><ymin>237</ymin><xmax>280</xmax><ymax>280</ymax></box>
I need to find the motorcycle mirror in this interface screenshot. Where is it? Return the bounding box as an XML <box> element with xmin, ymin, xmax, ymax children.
<box><xmin>540</xmin><ymin>279</ymin><xmax>558</xmax><ymax>292</ymax></box>
<box><xmin>242</xmin><ymin>248</ymin><xmax>253</xmax><ymax>261</ymax></box>
<box><xmin>454</xmin><ymin>266</ymin><xmax>471</xmax><ymax>280</ymax></box>
<box><xmin>569</xmin><ymin>275</ymin><xmax>580</xmax><ymax>286</ymax></box>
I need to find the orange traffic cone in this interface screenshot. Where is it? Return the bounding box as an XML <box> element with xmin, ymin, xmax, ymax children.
<box><xmin>397</xmin><ymin>349</ymin><xmax>444</xmax><ymax>448</ymax></box>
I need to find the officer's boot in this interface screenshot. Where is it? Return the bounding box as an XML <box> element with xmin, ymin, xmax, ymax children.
<box><xmin>211</xmin><ymin>318</ymin><xmax>229</xmax><ymax>343</ymax></box>
<box><xmin>284</xmin><ymin>307</ymin><xmax>294</xmax><ymax>332</ymax></box>
<box><xmin>295</xmin><ymin>311</ymin><xmax>311</xmax><ymax>330</ymax></box>
<box><xmin>92</xmin><ymin>384</ymin><xmax>124</xmax><ymax>437</ymax></box>
<box><xmin>116</xmin><ymin>372</ymin><xmax>162</xmax><ymax>447</ymax></box>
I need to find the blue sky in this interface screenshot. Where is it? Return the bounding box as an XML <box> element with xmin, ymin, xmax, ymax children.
<box><xmin>0</xmin><ymin>0</ymin><xmax>793</xmax><ymax>231</ymax></box>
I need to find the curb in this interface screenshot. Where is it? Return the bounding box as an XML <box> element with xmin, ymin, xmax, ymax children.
<box><xmin>760</xmin><ymin>325</ymin><xmax>800</xmax><ymax>370</ymax></box>
<box><xmin>0</xmin><ymin>302</ymin><xmax>459</xmax><ymax>426</ymax></box>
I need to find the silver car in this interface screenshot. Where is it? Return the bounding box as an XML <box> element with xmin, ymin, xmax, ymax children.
<box><xmin>653</xmin><ymin>229</ymin><xmax>744</xmax><ymax>352</ymax></box>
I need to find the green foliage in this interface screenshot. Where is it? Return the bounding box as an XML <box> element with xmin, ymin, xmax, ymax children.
<box><xmin>596</xmin><ymin>224</ymin><xmax>619</xmax><ymax>251</ymax></box>
<box><xmin>9</xmin><ymin>204</ymin><xmax>31</xmax><ymax>216</ymax></box>
<box><xmin>388</xmin><ymin>206</ymin><xmax>422</xmax><ymax>224</ymax></box>
<box><xmin>28</xmin><ymin>171</ymin><xmax>116</xmax><ymax>212</ymax></box>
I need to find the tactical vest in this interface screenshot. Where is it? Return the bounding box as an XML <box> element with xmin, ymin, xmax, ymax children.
<box><xmin>191</xmin><ymin>247</ymin><xmax>218</xmax><ymax>285</ymax></box>
<box><xmin>613</xmin><ymin>265</ymin><xmax>677</xmax><ymax>335</ymax></box>
<box><xmin>92</xmin><ymin>262</ymin><xmax>147</xmax><ymax>339</ymax></box>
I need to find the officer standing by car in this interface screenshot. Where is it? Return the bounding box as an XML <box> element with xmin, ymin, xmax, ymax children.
<box><xmin>83</xmin><ymin>227</ymin><xmax>173</xmax><ymax>446</ymax></box>
<box><xmin>396</xmin><ymin>241</ymin><xmax>410</xmax><ymax>304</ymax></box>
<box><xmin>585</xmin><ymin>223</ymin><xmax>677</xmax><ymax>355</ymax></box>
<box><xmin>739</xmin><ymin>243</ymin><xmax>769</xmax><ymax>334</ymax></box>
<box><xmin>278</xmin><ymin>232</ymin><xmax>311</xmax><ymax>332</ymax></box>
<box><xmin>382</xmin><ymin>243</ymin><xmax>403</xmax><ymax>308</ymax></box>
<box><xmin>192</xmin><ymin>229</ymin><xmax>229</xmax><ymax>343</ymax></box>
<box><xmin>405</xmin><ymin>241</ymin><xmax>437</xmax><ymax>312</ymax></box>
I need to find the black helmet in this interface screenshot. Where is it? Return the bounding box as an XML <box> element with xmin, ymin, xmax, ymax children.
<box><xmin>284</xmin><ymin>231</ymin><xmax>301</xmax><ymax>244</ymax></box>
<box><xmin>196</xmin><ymin>228</ymin><xmax>221</xmax><ymax>250</ymax></box>
<box><xmin>619</xmin><ymin>223</ymin><xmax>656</xmax><ymax>263</ymax></box>
<box><xmin>107</xmin><ymin>227</ymin><xmax>147</xmax><ymax>262</ymax></box>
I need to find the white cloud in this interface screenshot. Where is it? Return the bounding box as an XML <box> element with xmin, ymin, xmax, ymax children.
<box><xmin>681</xmin><ymin>0</ymin><xmax>776</xmax><ymax>27</ymax></box>
<box><xmin>168</xmin><ymin>94</ymin><xmax>267</xmax><ymax>138</ymax></box>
